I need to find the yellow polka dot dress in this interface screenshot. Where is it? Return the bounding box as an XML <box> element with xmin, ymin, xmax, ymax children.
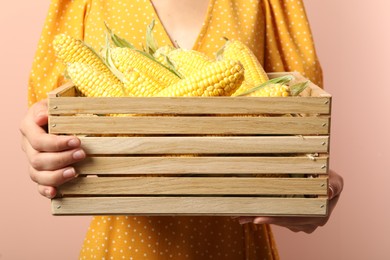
<box><xmin>29</xmin><ymin>0</ymin><xmax>323</xmax><ymax>258</ymax></box>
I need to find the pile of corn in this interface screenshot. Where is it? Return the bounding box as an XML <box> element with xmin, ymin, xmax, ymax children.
<box><xmin>52</xmin><ymin>24</ymin><xmax>310</xmax><ymax>187</ymax></box>
<box><xmin>52</xmin><ymin>24</ymin><xmax>307</xmax><ymax>99</ymax></box>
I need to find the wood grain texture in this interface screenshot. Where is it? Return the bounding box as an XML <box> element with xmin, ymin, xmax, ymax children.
<box><xmin>74</xmin><ymin>156</ymin><xmax>329</xmax><ymax>175</ymax></box>
<box><xmin>48</xmin><ymin>96</ymin><xmax>331</xmax><ymax>115</ymax></box>
<box><xmin>49</xmin><ymin>116</ymin><xmax>330</xmax><ymax>135</ymax></box>
<box><xmin>58</xmin><ymin>177</ymin><xmax>328</xmax><ymax>195</ymax></box>
<box><xmin>79</xmin><ymin>136</ymin><xmax>329</xmax><ymax>154</ymax></box>
<box><xmin>51</xmin><ymin>197</ymin><xmax>328</xmax><ymax>216</ymax></box>
<box><xmin>47</xmin><ymin>82</ymin><xmax>75</xmax><ymax>98</ymax></box>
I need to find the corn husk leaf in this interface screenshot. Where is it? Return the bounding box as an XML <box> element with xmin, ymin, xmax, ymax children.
<box><xmin>103</xmin><ymin>33</ymin><xmax>125</xmax><ymax>82</ymax></box>
<box><xmin>145</xmin><ymin>19</ymin><xmax>159</xmax><ymax>55</ymax></box>
<box><xmin>289</xmin><ymin>81</ymin><xmax>309</xmax><ymax>96</ymax></box>
<box><xmin>105</xmin><ymin>22</ymin><xmax>136</xmax><ymax>49</ymax></box>
<box><xmin>215</xmin><ymin>36</ymin><xmax>230</xmax><ymax>61</ymax></box>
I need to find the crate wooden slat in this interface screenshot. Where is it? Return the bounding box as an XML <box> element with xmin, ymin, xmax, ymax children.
<box><xmin>49</xmin><ymin>96</ymin><xmax>331</xmax><ymax>115</ymax></box>
<box><xmin>52</xmin><ymin>197</ymin><xmax>328</xmax><ymax>216</ymax></box>
<box><xmin>48</xmin><ymin>72</ymin><xmax>331</xmax><ymax>216</ymax></box>
<box><xmin>78</xmin><ymin>136</ymin><xmax>329</xmax><ymax>154</ymax></box>
<box><xmin>49</xmin><ymin>115</ymin><xmax>330</xmax><ymax>135</ymax></box>
<box><xmin>74</xmin><ymin>156</ymin><xmax>328</xmax><ymax>175</ymax></box>
<box><xmin>59</xmin><ymin>177</ymin><xmax>327</xmax><ymax>195</ymax></box>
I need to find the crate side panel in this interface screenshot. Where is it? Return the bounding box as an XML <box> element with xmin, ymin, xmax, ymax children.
<box><xmin>74</xmin><ymin>156</ymin><xmax>329</xmax><ymax>175</ymax></box>
<box><xmin>51</xmin><ymin>197</ymin><xmax>328</xmax><ymax>216</ymax></box>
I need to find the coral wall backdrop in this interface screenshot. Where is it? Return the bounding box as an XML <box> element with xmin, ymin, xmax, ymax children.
<box><xmin>1</xmin><ymin>0</ymin><xmax>389</xmax><ymax>259</ymax></box>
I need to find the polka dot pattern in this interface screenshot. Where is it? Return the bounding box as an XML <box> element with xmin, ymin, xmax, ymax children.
<box><xmin>262</xmin><ymin>0</ymin><xmax>323</xmax><ymax>87</ymax></box>
<box><xmin>79</xmin><ymin>216</ymin><xmax>279</xmax><ymax>259</ymax></box>
<box><xmin>28</xmin><ymin>0</ymin><xmax>323</xmax><ymax>258</ymax></box>
<box><xmin>28</xmin><ymin>0</ymin><xmax>322</xmax><ymax>106</ymax></box>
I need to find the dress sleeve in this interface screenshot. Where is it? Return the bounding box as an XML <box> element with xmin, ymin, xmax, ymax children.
<box><xmin>28</xmin><ymin>0</ymin><xmax>91</xmax><ymax>106</ymax></box>
<box><xmin>262</xmin><ymin>0</ymin><xmax>323</xmax><ymax>88</ymax></box>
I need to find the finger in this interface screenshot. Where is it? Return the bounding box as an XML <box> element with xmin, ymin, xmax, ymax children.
<box><xmin>253</xmin><ymin>216</ymin><xmax>320</xmax><ymax>233</ymax></box>
<box><xmin>19</xmin><ymin>100</ymin><xmax>48</xmax><ymax>134</ymax></box>
<box><xmin>326</xmin><ymin>183</ymin><xmax>343</xmax><ymax>218</ymax></box>
<box><xmin>287</xmin><ymin>225</ymin><xmax>318</xmax><ymax>234</ymax></box>
<box><xmin>22</xmin><ymin>122</ymin><xmax>81</xmax><ymax>153</ymax></box>
<box><xmin>253</xmin><ymin>216</ymin><xmax>279</xmax><ymax>225</ymax></box>
<box><xmin>38</xmin><ymin>185</ymin><xmax>57</xmax><ymax>199</ymax></box>
<box><xmin>237</xmin><ymin>216</ymin><xmax>255</xmax><ymax>225</ymax></box>
<box><xmin>30</xmin><ymin>165</ymin><xmax>77</xmax><ymax>187</ymax></box>
<box><xmin>328</xmin><ymin>169</ymin><xmax>344</xmax><ymax>199</ymax></box>
<box><xmin>20</xmin><ymin>100</ymin><xmax>81</xmax><ymax>153</ymax></box>
<box><xmin>252</xmin><ymin>216</ymin><xmax>325</xmax><ymax>227</ymax></box>
<box><xmin>26</xmin><ymin>142</ymin><xmax>85</xmax><ymax>171</ymax></box>
<box><xmin>32</xmin><ymin>99</ymin><xmax>49</xmax><ymax>126</ymax></box>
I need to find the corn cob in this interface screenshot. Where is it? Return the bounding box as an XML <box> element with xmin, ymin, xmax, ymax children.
<box><xmin>124</xmin><ymin>68</ymin><xmax>167</xmax><ymax>97</ymax></box>
<box><xmin>166</xmin><ymin>49</ymin><xmax>213</xmax><ymax>77</ymax></box>
<box><xmin>110</xmin><ymin>47</ymin><xmax>180</xmax><ymax>87</ymax></box>
<box><xmin>156</xmin><ymin>60</ymin><xmax>244</xmax><ymax>97</ymax></box>
<box><xmin>219</xmin><ymin>39</ymin><xmax>269</xmax><ymax>96</ymax></box>
<box><xmin>67</xmin><ymin>62</ymin><xmax>127</xmax><ymax>97</ymax></box>
<box><xmin>53</xmin><ymin>34</ymin><xmax>121</xmax><ymax>85</ymax></box>
<box><xmin>249</xmin><ymin>83</ymin><xmax>291</xmax><ymax>97</ymax></box>
<box><xmin>239</xmin><ymin>76</ymin><xmax>308</xmax><ymax>97</ymax></box>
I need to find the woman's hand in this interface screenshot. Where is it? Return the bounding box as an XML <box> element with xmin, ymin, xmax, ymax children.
<box><xmin>238</xmin><ymin>170</ymin><xmax>344</xmax><ymax>233</ymax></box>
<box><xmin>19</xmin><ymin>99</ymin><xmax>86</xmax><ymax>198</ymax></box>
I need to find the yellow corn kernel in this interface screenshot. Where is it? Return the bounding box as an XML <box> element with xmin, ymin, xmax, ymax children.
<box><xmin>221</xmin><ymin>39</ymin><xmax>269</xmax><ymax>95</ymax></box>
<box><xmin>156</xmin><ymin>60</ymin><xmax>244</xmax><ymax>97</ymax></box>
<box><xmin>248</xmin><ymin>83</ymin><xmax>291</xmax><ymax>97</ymax></box>
<box><xmin>124</xmin><ymin>68</ymin><xmax>167</xmax><ymax>97</ymax></box>
<box><xmin>53</xmin><ymin>34</ymin><xmax>122</xmax><ymax>86</ymax></box>
<box><xmin>231</xmin><ymin>82</ymin><xmax>254</xmax><ymax>96</ymax></box>
<box><xmin>67</xmin><ymin>62</ymin><xmax>127</xmax><ymax>97</ymax></box>
<box><xmin>167</xmin><ymin>49</ymin><xmax>213</xmax><ymax>77</ymax></box>
<box><xmin>110</xmin><ymin>47</ymin><xmax>180</xmax><ymax>87</ymax></box>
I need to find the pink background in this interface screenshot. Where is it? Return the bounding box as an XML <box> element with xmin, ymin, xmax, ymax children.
<box><xmin>1</xmin><ymin>0</ymin><xmax>389</xmax><ymax>259</ymax></box>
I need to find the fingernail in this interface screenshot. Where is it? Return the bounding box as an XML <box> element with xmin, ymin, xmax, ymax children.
<box><xmin>68</xmin><ymin>138</ymin><xmax>79</xmax><ymax>148</ymax></box>
<box><xmin>63</xmin><ymin>168</ymin><xmax>76</xmax><ymax>178</ymax></box>
<box><xmin>239</xmin><ymin>218</ymin><xmax>253</xmax><ymax>225</ymax></box>
<box><xmin>36</xmin><ymin>111</ymin><xmax>46</xmax><ymax>119</ymax></box>
<box><xmin>45</xmin><ymin>188</ymin><xmax>53</xmax><ymax>198</ymax></box>
<box><xmin>72</xmin><ymin>150</ymin><xmax>85</xmax><ymax>160</ymax></box>
<box><xmin>328</xmin><ymin>185</ymin><xmax>334</xmax><ymax>198</ymax></box>
<box><xmin>253</xmin><ymin>219</ymin><xmax>265</xmax><ymax>225</ymax></box>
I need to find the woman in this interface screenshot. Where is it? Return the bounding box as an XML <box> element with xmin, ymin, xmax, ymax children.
<box><xmin>20</xmin><ymin>0</ymin><xmax>343</xmax><ymax>258</ymax></box>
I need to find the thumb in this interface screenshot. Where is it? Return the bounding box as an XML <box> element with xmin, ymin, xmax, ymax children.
<box><xmin>328</xmin><ymin>169</ymin><xmax>344</xmax><ymax>199</ymax></box>
<box><xmin>33</xmin><ymin>100</ymin><xmax>49</xmax><ymax>127</ymax></box>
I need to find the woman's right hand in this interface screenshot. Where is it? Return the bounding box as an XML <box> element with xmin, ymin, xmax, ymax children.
<box><xmin>19</xmin><ymin>99</ymin><xmax>86</xmax><ymax>198</ymax></box>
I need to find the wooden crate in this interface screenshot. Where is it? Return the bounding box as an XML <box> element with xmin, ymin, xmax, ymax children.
<box><xmin>48</xmin><ymin>72</ymin><xmax>331</xmax><ymax>216</ymax></box>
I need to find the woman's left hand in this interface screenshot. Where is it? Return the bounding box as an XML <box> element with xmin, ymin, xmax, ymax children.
<box><xmin>237</xmin><ymin>169</ymin><xmax>344</xmax><ymax>234</ymax></box>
